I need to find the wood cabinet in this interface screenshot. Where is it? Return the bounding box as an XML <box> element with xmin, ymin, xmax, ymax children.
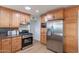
<box><xmin>0</xmin><ymin>7</ymin><xmax>30</xmax><ymax>28</ymax></box>
<box><xmin>12</xmin><ymin>36</ymin><xmax>21</xmax><ymax>52</ymax></box>
<box><xmin>41</xmin><ymin>16</ymin><xmax>46</xmax><ymax>23</ymax></box>
<box><xmin>64</xmin><ymin>7</ymin><xmax>78</xmax><ymax>18</ymax></box>
<box><xmin>53</xmin><ymin>9</ymin><xmax>64</xmax><ymax>19</ymax></box>
<box><xmin>20</xmin><ymin>13</ymin><xmax>30</xmax><ymax>24</ymax></box>
<box><xmin>25</xmin><ymin>15</ymin><xmax>30</xmax><ymax>23</ymax></box>
<box><xmin>64</xmin><ymin>7</ymin><xmax>78</xmax><ymax>53</ymax></box>
<box><xmin>11</xmin><ymin>11</ymin><xmax>20</xmax><ymax>28</ymax></box>
<box><xmin>0</xmin><ymin>39</ymin><xmax>2</xmax><ymax>53</ymax></box>
<box><xmin>0</xmin><ymin>7</ymin><xmax>11</xmax><ymax>28</ymax></box>
<box><xmin>40</xmin><ymin>28</ymin><xmax>47</xmax><ymax>44</ymax></box>
<box><xmin>20</xmin><ymin>13</ymin><xmax>26</xmax><ymax>24</ymax></box>
<box><xmin>2</xmin><ymin>38</ymin><xmax>11</xmax><ymax>53</ymax></box>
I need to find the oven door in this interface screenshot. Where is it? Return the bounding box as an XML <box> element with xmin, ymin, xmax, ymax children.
<box><xmin>22</xmin><ymin>37</ymin><xmax>33</xmax><ymax>48</ymax></box>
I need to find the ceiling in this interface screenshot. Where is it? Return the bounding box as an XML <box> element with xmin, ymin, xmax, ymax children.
<box><xmin>2</xmin><ymin>5</ymin><xmax>70</xmax><ymax>16</ymax></box>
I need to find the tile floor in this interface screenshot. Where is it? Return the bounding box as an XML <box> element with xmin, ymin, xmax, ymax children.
<box><xmin>18</xmin><ymin>40</ymin><xmax>53</xmax><ymax>53</ymax></box>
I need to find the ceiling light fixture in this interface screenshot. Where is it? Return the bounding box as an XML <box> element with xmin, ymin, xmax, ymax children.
<box><xmin>25</xmin><ymin>6</ymin><xmax>31</xmax><ymax>10</ymax></box>
<box><xmin>36</xmin><ymin>10</ymin><xmax>39</xmax><ymax>13</ymax></box>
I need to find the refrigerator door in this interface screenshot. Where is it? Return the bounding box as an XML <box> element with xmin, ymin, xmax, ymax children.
<box><xmin>46</xmin><ymin>21</ymin><xmax>54</xmax><ymax>36</ymax></box>
<box><xmin>53</xmin><ymin>20</ymin><xmax>63</xmax><ymax>36</ymax></box>
<box><xmin>47</xmin><ymin>20</ymin><xmax>64</xmax><ymax>53</ymax></box>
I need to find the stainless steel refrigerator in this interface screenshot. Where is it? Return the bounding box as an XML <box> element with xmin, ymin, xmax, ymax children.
<box><xmin>46</xmin><ymin>20</ymin><xmax>64</xmax><ymax>53</ymax></box>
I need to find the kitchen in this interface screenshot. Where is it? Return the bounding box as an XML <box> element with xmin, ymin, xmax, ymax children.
<box><xmin>0</xmin><ymin>5</ymin><xmax>79</xmax><ymax>53</ymax></box>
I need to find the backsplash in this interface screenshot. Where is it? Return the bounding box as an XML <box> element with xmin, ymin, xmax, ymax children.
<box><xmin>0</xmin><ymin>28</ymin><xmax>19</xmax><ymax>36</ymax></box>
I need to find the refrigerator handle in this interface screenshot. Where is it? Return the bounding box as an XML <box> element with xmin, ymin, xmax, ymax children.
<box><xmin>47</xmin><ymin>29</ymin><xmax>52</xmax><ymax>36</ymax></box>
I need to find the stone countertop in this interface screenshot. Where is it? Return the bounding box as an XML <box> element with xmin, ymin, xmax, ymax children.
<box><xmin>0</xmin><ymin>35</ymin><xmax>21</xmax><ymax>39</ymax></box>
<box><xmin>0</xmin><ymin>34</ymin><xmax>33</xmax><ymax>39</ymax></box>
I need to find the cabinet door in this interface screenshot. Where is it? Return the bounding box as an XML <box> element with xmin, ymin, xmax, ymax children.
<box><xmin>64</xmin><ymin>36</ymin><xmax>77</xmax><ymax>53</ymax></box>
<box><xmin>40</xmin><ymin>34</ymin><xmax>47</xmax><ymax>44</ymax></box>
<box><xmin>2</xmin><ymin>38</ymin><xmax>11</xmax><ymax>53</ymax></box>
<box><xmin>64</xmin><ymin>16</ymin><xmax>77</xmax><ymax>23</ymax></box>
<box><xmin>12</xmin><ymin>37</ymin><xmax>21</xmax><ymax>52</ymax></box>
<box><xmin>54</xmin><ymin>9</ymin><xmax>64</xmax><ymax>19</ymax></box>
<box><xmin>11</xmin><ymin>11</ymin><xmax>20</xmax><ymax>28</ymax></box>
<box><xmin>64</xmin><ymin>23</ymin><xmax>77</xmax><ymax>36</ymax></box>
<box><xmin>41</xmin><ymin>16</ymin><xmax>46</xmax><ymax>23</ymax></box>
<box><xmin>40</xmin><ymin>28</ymin><xmax>47</xmax><ymax>44</ymax></box>
<box><xmin>0</xmin><ymin>8</ymin><xmax>11</xmax><ymax>28</ymax></box>
<box><xmin>64</xmin><ymin>17</ymin><xmax>78</xmax><ymax>53</ymax></box>
<box><xmin>25</xmin><ymin>15</ymin><xmax>30</xmax><ymax>23</ymax></box>
<box><xmin>64</xmin><ymin>7</ymin><xmax>78</xmax><ymax>18</ymax></box>
<box><xmin>64</xmin><ymin>23</ymin><xmax>78</xmax><ymax>53</ymax></box>
<box><xmin>20</xmin><ymin>13</ymin><xmax>26</xmax><ymax>24</ymax></box>
<box><xmin>0</xmin><ymin>39</ymin><xmax>2</xmax><ymax>53</ymax></box>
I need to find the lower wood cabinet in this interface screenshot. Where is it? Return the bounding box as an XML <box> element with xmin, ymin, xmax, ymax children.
<box><xmin>64</xmin><ymin>36</ymin><xmax>77</xmax><ymax>53</ymax></box>
<box><xmin>0</xmin><ymin>39</ymin><xmax>2</xmax><ymax>53</ymax></box>
<box><xmin>40</xmin><ymin>34</ymin><xmax>47</xmax><ymax>44</ymax></box>
<box><xmin>12</xmin><ymin>37</ymin><xmax>22</xmax><ymax>52</ymax></box>
<box><xmin>40</xmin><ymin>28</ymin><xmax>47</xmax><ymax>44</ymax></box>
<box><xmin>2</xmin><ymin>38</ymin><xmax>11</xmax><ymax>53</ymax></box>
<box><xmin>0</xmin><ymin>36</ymin><xmax>22</xmax><ymax>53</ymax></box>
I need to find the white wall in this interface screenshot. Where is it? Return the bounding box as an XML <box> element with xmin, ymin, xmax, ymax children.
<box><xmin>30</xmin><ymin>16</ymin><xmax>40</xmax><ymax>41</ymax></box>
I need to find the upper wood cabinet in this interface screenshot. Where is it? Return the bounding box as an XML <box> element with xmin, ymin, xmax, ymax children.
<box><xmin>20</xmin><ymin>13</ymin><xmax>26</xmax><ymax>24</ymax></box>
<box><xmin>41</xmin><ymin>15</ymin><xmax>46</xmax><ymax>23</ymax></box>
<box><xmin>64</xmin><ymin>7</ymin><xmax>78</xmax><ymax>18</ymax></box>
<box><xmin>11</xmin><ymin>11</ymin><xmax>20</xmax><ymax>28</ymax></box>
<box><xmin>25</xmin><ymin>15</ymin><xmax>30</xmax><ymax>23</ymax></box>
<box><xmin>2</xmin><ymin>38</ymin><xmax>11</xmax><ymax>53</ymax></box>
<box><xmin>0</xmin><ymin>7</ymin><xmax>11</xmax><ymax>28</ymax></box>
<box><xmin>0</xmin><ymin>7</ymin><xmax>30</xmax><ymax>28</ymax></box>
<box><xmin>52</xmin><ymin>9</ymin><xmax>64</xmax><ymax>19</ymax></box>
<box><xmin>20</xmin><ymin>13</ymin><xmax>30</xmax><ymax>24</ymax></box>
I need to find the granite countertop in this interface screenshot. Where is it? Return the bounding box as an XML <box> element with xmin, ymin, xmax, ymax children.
<box><xmin>0</xmin><ymin>35</ymin><xmax>21</xmax><ymax>39</ymax></box>
<box><xmin>0</xmin><ymin>34</ymin><xmax>33</xmax><ymax>39</ymax></box>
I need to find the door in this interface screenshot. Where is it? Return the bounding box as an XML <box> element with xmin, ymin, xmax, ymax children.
<box><xmin>47</xmin><ymin>20</ymin><xmax>64</xmax><ymax>53</ymax></box>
